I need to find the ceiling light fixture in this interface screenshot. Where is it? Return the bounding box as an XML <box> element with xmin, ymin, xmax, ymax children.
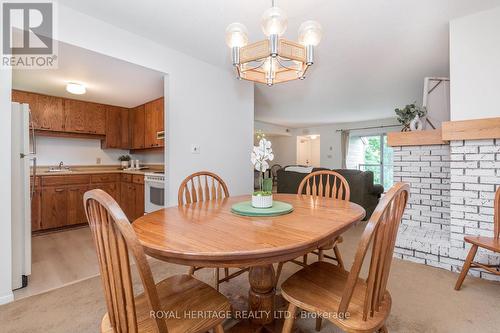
<box><xmin>225</xmin><ymin>0</ymin><xmax>322</xmax><ymax>86</ymax></box>
<box><xmin>66</xmin><ymin>82</ymin><xmax>86</xmax><ymax>95</ymax></box>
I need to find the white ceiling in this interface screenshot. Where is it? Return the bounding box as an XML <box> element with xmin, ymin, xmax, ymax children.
<box><xmin>13</xmin><ymin>41</ymin><xmax>165</xmax><ymax>108</ymax></box>
<box><xmin>58</xmin><ymin>0</ymin><xmax>500</xmax><ymax>125</ymax></box>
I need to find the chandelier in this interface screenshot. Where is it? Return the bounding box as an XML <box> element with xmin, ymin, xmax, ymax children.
<box><xmin>225</xmin><ymin>0</ymin><xmax>322</xmax><ymax>86</ymax></box>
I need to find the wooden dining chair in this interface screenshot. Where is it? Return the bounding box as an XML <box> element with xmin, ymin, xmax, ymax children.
<box><xmin>270</xmin><ymin>164</ymin><xmax>282</xmax><ymax>185</ymax></box>
<box><xmin>178</xmin><ymin>171</ymin><xmax>247</xmax><ymax>291</ymax></box>
<box><xmin>84</xmin><ymin>189</ymin><xmax>230</xmax><ymax>333</ymax></box>
<box><xmin>280</xmin><ymin>183</ymin><xmax>409</xmax><ymax>333</ymax></box>
<box><xmin>455</xmin><ymin>186</ymin><xmax>500</xmax><ymax>290</ymax></box>
<box><xmin>276</xmin><ymin>171</ymin><xmax>350</xmax><ymax>284</ymax></box>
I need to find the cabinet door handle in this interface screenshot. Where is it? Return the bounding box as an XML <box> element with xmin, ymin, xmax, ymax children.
<box><xmin>55</xmin><ymin>188</ymin><xmax>65</xmax><ymax>192</ymax></box>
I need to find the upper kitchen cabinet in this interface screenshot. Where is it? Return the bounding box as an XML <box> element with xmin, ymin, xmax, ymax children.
<box><xmin>130</xmin><ymin>105</ymin><xmax>146</xmax><ymax>150</ymax></box>
<box><xmin>102</xmin><ymin>105</ymin><xmax>129</xmax><ymax>149</ymax></box>
<box><xmin>12</xmin><ymin>90</ymin><xmax>65</xmax><ymax>132</ymax></box>
<box><xmin>64</xmin><ymin>99</ymin><xmax>106</xmax><ymax>135</ymax></box>
<box><xmin>144</xmin><ymin>97</ymin><xmax>164</xmax><ymax>148</ymax></box>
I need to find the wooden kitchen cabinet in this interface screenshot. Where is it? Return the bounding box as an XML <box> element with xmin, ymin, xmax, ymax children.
<box><xmin>87</xmin><ymin>103</ymin><xmax>107</xmax><ymax>135</ymax></box>
<box><xmin>120</xmin><ymin>182</ymin><xmax>136</xmax><ymax>221</ymax></box>
<box><xmin>120</xmin><ymin>174</ymin><xmax>145</xmax><ymax>221</ymax></box>
<box><xmin>41</xmin><ymin>186</ymin><xmax>68</xmax><ymax>230</ymax></box>
<box><xmin>31</xmin><ymin>187</ymin><xmax>42</xmax><ymax>232</ymax></box>
<box><xmin>102</xmin><ymin>106</ymin><xmax>130</xmax><ymax>149</ymax></box>
<box><xmin>64</xmin><ymin>99</ymin><xmax>106</xmax><ymax>135</ymax></box>
<box><xmin>63</xmin><ymin>99</ymin><xmax>86</xmax><ymax>133</ymax></box>
<box><xmin>130</xmin><ymin>105</ymin><xmax>145</xmax><ymax>149</ymax></box>
<box><xmin>12</xmin><ymin>90</ymin><xmax>65</xmax><ymax>131</ymax></box>
<box><xmin>67</xmin><ymin>185</ymin><xmax>89</xmax><ymax>225</ymax></box>
<box><xmin>144</xmin><ymin>98</ymin><xmax>164</xmax><ymax>148</ymax></box>
<box><xmin>120</xmin><ymin>107</ymin><xmax>130</xmax><ymax>148</ymax></box>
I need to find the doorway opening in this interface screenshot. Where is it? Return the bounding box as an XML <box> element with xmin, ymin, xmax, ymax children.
<box><xmin>296</xmin><ymin>135</ymin><xmax>320</xmax><ymax>167</ymax></box>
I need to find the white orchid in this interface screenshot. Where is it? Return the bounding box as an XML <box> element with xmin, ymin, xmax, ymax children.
<box><xmin>251</xmin><ymin>138</ymin><xmax>274</xmax><ymax>172</ymax></box>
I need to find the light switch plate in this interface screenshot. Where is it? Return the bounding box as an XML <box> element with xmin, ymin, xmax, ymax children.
<box><xmin>191</xmin><ymin>144</ymin><xmax>200</xmax><ymax>154</ymax></box>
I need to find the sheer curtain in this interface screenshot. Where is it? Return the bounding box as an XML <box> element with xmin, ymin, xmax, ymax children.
<box><xmin>340</xmin><ymin>130</ymin><xmax>350</xmax><ymax>169</ymax></box>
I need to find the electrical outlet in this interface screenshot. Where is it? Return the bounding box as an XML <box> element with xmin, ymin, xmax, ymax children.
<box><xmin>191</xmin><ymin>144</ymin><xmax>200</xmax><ymax>154</ymax></box>
<box><xmin>96</xmin><ymin>157</ymin><xmax>101</xmax><ymax>165</ymax></box>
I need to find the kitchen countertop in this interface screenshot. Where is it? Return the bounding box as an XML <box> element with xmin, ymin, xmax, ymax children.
<box><xmin>33</xmin><ymin>164</ymin><xmax>164</xmax><ymax>176</ymax></box>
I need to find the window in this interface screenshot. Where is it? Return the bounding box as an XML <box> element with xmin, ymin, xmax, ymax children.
<box><xmin>347</xmin><ymin>134</ymin><xmax>393</xmax><ymax>190</ymax></box>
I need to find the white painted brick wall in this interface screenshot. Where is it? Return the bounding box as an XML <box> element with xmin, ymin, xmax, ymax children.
<box><xmin>393</xmin><ymin>145</ymin><xmax>450</xmax><ymax>230</ymax></box>
<box><xmin>449</xmin><ymin>139</ymin><xmax>500</xmax><ymax>281</ymax></box>
<box><xmin>392</xmin><ymin>139</ymin><xmax>500</xmax><ymax>282</ymax></box>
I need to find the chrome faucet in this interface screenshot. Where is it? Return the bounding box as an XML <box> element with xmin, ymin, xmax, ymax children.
<box><xmin>58</xmin><ymin>161</ymin><xmax>64</xmax><ymax>169</ymax></box>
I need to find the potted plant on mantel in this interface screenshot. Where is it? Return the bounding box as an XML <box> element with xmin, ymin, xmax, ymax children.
<box><xmin>395</xmin><ymin>103</ymin><xmax>427</xmax><ymax>132</ymax></box>
<box><xmin>251</xmin><ymin>136</ymin><xmax>274</xmax><ymax>208</ymax></box>
<box><xmin>118</xmin><ymin>155</ymin><xmax>131</xmax><ymax>169</ymax></box>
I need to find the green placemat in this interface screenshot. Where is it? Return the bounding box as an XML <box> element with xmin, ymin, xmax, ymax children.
<box><xmin>231</xmin><ymin>201</ymin><xmax>294</xmax><ymax>217</ymax></box>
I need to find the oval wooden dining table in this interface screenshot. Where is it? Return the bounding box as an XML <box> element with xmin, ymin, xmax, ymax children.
<box><xmin>133</xmin><ymin>193</ymin><xmax>365</xmax><ymax>332</ymax></box>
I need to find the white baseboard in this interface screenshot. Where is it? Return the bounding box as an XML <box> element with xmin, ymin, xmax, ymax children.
<box><xmin>0</xmin><ymin>291</ymin><xmax>14</xmax><ymax>305</ymax></box>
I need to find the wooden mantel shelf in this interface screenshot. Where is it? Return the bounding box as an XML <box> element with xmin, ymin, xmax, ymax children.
<box><xmin>442</xmin><ymin>117</ymin><xmax>500</xmax><ymax>141</ymax></box>
<box><xmin>387</xmin><ymin>129</ymin><xmax>445</xmax><ymax>147</ymax></box>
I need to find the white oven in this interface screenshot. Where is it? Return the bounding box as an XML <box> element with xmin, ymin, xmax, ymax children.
<box><xmin>144</xmin><ymin>172</ymin><xmax>165</xmax><ymax>213</ymax></box>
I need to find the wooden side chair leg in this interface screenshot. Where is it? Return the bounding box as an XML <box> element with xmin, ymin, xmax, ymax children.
<box><xmin>224</xmin><ymin>268</ymin><xmax>229</xmax><ymax>278</ymax></box>
<box><xmin>188</xmin><ymin>266</ymin><xmax>196</xmax><ymax>276</ymax></box>
<box><xmin>214</xmin><ymin>323</ymin><xmax>224</xmax><ymax>333</ymax></box>
<box><xmin>455</xmin><ymin>244</ymin><xmax>478</xmax><ymax>291</ymax></box>
<box><xmin>282</xmin><ymin>303</ymin><xmax>297</xmax><ymax>333</ymax></box>
<box><xmin>214</xmin><ymin>268</ymin><xmax>220</xmax><ymax>291</ymax></box>
<box><xmin>379</xmin><ymin>324</ymin><xmax>388</xmax><ymax>333</ymax></box>
<box><xmin>275</xmin><ymin>262</ymin><xmax>284</xmax><ymax>286</ymax></box>
<box><xmin>318</xmin><ymin>249</ymin><xmax>324</xmax><ymax>261</ymax></box>
<box><xmin>333</xmin><ymin>245</ymin><xmax>344</xmax><ymax>269</ymax></box>
<box><xmin>303</xmin><ymin>254</ymin><xmax>308</xmax><ymax>265</ymax></box>
<box><xmin>315</xmin><ymin>317</ymin><xmax>322</xmax><ymax>331</ymax></box>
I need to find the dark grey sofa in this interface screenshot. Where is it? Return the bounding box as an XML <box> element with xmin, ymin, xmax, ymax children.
<box><xmin>276</xmin><ymin>166</ymin><xmax>384</xmax><ymax>220</ymax></box>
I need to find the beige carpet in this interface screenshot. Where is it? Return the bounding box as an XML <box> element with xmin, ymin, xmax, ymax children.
<box><xmin>1</xmin><ymin>222</ymin><xmax>500</xmax><ymax>333</ymax></box>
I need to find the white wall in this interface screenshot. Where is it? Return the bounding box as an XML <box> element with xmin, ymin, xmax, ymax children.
<box><xmin>268</xmin><ymin>135</ymin><xmax>297</xmax><ymax>167</ymax></box>
<box><xmin>450</xmin><ymin>6</ymin><xmax>500</xmax><ymax>121</ymax></box>
<box><xmin>254</xmin><ymin>120</ymin><xmax>291</xmax><ymax>137</ymax></box>
<box><xmin>0</xmin><ymin>68</ymin><xmax>14</xmax><ymax>304</ymax></box>
<box><xmin>35</xmin><ymin>137</ymin><xmax>163</xmax><ymax>166</ymax></box>
<box><xmin>0</xmin><ymin>4</ymin><xmax>253</xmax><ymax>303</ymax></box>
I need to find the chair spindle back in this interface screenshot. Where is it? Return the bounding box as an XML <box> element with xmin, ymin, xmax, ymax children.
<box><xmin>84</xmin><ymin>189</ymin><xmax>168</xmax><ymax>333</ymax></box>
<box><xmin>178</xmin><ymin>171</ymin><xmax>229</xmax><ymax>206</ymax></box>
<box><xmin>338</xmin><ymin>183</ymin><xmax>409</xmax><ymax>320</ymax></box>
<box><xmin>297</xmin><ymin>170</ymin><xmax>350</xmax><ymax>201</ymax></box>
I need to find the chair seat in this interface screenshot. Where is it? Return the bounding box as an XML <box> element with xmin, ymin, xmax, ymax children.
<box><xmin>464</xmin><ymin>236</ymin><xmax>500</xmax><ymax>252</ymax></box>
<box><xmin>101</xmin><ymin>274</ymin><xmax>231</xmax><ymax>333</ymax></box>
<box><xmin>281</xmin><ymin>262</ymin><xmax>391</xmax><ymax>333</ymax></box>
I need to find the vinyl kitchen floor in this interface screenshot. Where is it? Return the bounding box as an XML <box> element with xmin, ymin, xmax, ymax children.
<box><xmin>14</xmin><ymin>226</ymin><xmax>100</xmax><ymax>300</ymax></box>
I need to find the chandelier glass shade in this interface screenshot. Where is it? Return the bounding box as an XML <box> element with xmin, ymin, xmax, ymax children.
<box><xmin>225</xmin><ymin>1</ymin><xmax>322</xmax><ymax>86</ymax></box>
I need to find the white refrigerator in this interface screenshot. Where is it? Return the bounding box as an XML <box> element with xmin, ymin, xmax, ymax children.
<box><xmin>11</xmin><ymin>102</ymin><xmax>35</xmax><ymax>290</ymax></box>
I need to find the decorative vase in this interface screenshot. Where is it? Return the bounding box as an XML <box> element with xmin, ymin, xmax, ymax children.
<box><xmin>252</xmin><ymin>194</ymin><xmax>273</xmax><ymax>208</ymax></box>
<box><xmin>410</xmin><ymin>115</ymin><xmax>423</xmax><ymax>131</ymax></box>
<box><xmin>120</xmin><ymin>161</ymin><xmax>129</xmax><ymax>169</ymax></box>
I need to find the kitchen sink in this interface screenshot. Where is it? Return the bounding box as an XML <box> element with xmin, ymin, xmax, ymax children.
<box><xmin>47</xmin><ymin>168</ymin><xmax>73</xmax><ymax>173</ymax></box>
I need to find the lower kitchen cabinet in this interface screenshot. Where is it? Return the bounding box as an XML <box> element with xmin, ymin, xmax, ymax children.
<box><xmin>120</xmin><ymin>177</ymin><xmax>144</xmax><ymax>222</ymax></box>
<box><xmin>67</xmin><ymin>185</ymin><xmax>89</xmax><ymax>226</ymax></box>
<box><xmin>35</xmin><ymin>173</ymin><xmax>144</xmax><ymax>232</ymax></box>
<box><xmin>41</xmin><ymin>186</ymin><xmax>68</xmax><ymax>230</ymax></box>
<box><xmin>31</xmin><ymin>187</ymin><xmax>42</xmax><ymax>232</ymax></box>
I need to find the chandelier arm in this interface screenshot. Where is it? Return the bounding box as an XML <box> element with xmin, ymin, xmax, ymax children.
<box><xmin>275</xmin><ymin>57</ymin><xmax>302</xmax><ymax>71</ymax></box>
<box><xmin>240</xmin><ymin>59</ymin><xmax>267</xmax><ymax>72</ymax></box>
